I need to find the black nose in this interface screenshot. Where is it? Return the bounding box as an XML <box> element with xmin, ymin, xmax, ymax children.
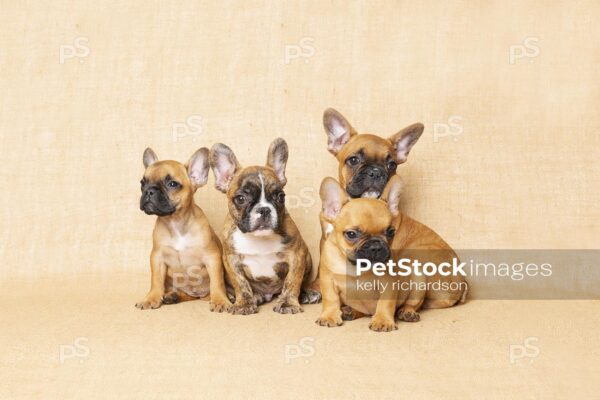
<box><xmin>256</xmin><ymin>207</ymin><xmax>271</xmax><ymax>217</ymax></box>
<box><xmin>358</xmin><ymin>239</ymin><xmax>390</xmax><ymax>263</ymax></box>
<box><xmin>365</xmin><ymin>165</ymin><xmax>386</xmax><ymax>181</ymax></box>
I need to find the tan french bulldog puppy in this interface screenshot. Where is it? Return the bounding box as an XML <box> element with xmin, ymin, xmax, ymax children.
<box><xmin>209</xmin><ymin>138</ymin><xmax>320</xmax><ymax>315</ymax></box>
<box><xmin>317</xmin><ymin>176</ymin><xmax>467</xmax><ymax>331</ymax></box>
<box><xmin>321</xmin><ymin>108</ymin><xmax>466</xmax><ymax>315</ymax></box>
<box><xmin>323</xmin><ymin>107</ymin><xmax>424</xmax><ymax>200</ymax></box>
<box><xmin>135</xmin><ymin>148</ymin><xmax>231</xmax><ymax>312</ymax></box>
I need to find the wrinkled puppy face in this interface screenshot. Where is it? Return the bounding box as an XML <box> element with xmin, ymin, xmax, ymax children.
<box><xmin>338</xmin><ymin>135</ymin><xmax>397</xmax><ymax>199</ymax></box>
<box><xmin>140</xmin><ymin>148</ymin><xmax>209</xmax><ymax>217</ymax></box>
<box><xmin>320</xmin><ymin>177</ymin><xmax>404</xmax><ymax>268</ymax></box>
<box><xmin>335</xmin><ymin>199</ymin><xmax>395</xmax><ymax>265</ymax></box>
<box><xmin>210</xmin><ymin>138</ymin><xmax>289</xmax><ymax>236</ymax></box>
<box><xmin>228</xmin><ymin>167</ymin><xmax>285</xmax><ymax>234</ymax></box>
<box><xmin>323</xmin><ymin>108</ymin><xmax>423</xmax><ymax>199</ymax></box>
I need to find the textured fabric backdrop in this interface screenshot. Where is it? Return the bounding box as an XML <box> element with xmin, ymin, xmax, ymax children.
<box><xmin>0</xmin><ymin>1</ymin><xmax>598</xmax><ymax>280</ymax></box>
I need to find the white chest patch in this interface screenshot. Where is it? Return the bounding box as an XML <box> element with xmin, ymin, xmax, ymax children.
<box><xmin>232</xmin><ymin>229</ymin><xmax>285</xmax><ymax>278</ymax></box>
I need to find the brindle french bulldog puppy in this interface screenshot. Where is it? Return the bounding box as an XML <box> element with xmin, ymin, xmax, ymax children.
<box><xmin>209</xmin><ymin>138</ymin><xmax>320</xmax><ymax>315</ymax></box>
<box><xmin>136</xmin><ymin>148</ymin><xmax>231</xmax><ymax>312</ymax></box>
<box><xmin>323</xmin><ymin>107</ymin><xmax>424</xmax><ymax>199</ymax></box>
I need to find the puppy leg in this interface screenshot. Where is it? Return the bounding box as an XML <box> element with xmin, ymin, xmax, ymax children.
<box><xmin>204</xmin><ymin>254</ymin><xmax>232</xmax><ymax>313</ymax></box>
<box><xmin>224</xmin><ymin>255</ymin><xmax>258</xmax><ymax>315</ymax></box>
<box><xmin>315</xmin><ymin>271</ymin><xmax>343</xmax><ymax>327</ymax></box>
<box><xmin>369</xmin><ymin>289</ymin><xmax>398</xmax><ymax>332</ymax></box>
<box><xmin>273</xmin><ymin>250</ymin><xmax>306</xmax><ymax>314</ymax></box>
<box><xmin>397</xmin><ymin>276</ymin><xmax>426</xmax><ymax>322</ymax></box>
<box><xmin>300</xmin><ymin>252</ymin><xmax>322</xmax><ymax>304</ymax></box>
<box><xmin>135</xmin><ymin>249</ymin><xmax>166</xmax><ymax>310</ymax></box>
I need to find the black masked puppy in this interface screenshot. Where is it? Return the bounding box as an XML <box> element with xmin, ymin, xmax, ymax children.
<box><xmin>323</xmin><ymin>107</ymin><xmax>424</xmax><ymax>199</ymax></box>
<box><xmin>210</xmin><ymin>138</ymin><xmax>320</xmax><ymax>315</ymax></box>
<box><xmin>136</xmin><ymin>148</ymin><xmax>231</xmax><ymax>312</ymax></box>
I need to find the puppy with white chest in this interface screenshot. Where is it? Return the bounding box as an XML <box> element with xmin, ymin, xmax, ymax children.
<box><xmin>135</xmin><ymin>148</ymin><xmax>231</xmax><ymax>312</ymax></box>
<box><xmin>210</xmin><ymin>138</ymin><xmax>321</xmax><ymax>315</ymax></box>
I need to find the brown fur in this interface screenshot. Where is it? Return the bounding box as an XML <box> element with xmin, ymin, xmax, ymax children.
<box><xmin>135</xmin><ymin>149</ymin><xmax>231</xmax><ymax>312</ymax></box>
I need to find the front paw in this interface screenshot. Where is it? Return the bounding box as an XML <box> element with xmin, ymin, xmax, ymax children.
<box><xmin>229</xmin><ymin>302</ymin><xmax>258</xmax><ymax>315</ymax></box>
<box><xmin>369</xmin><ymin>317</ymin><xmax>397</xmax><ymax>332</ymax></box>
<box><xmin>209</xmin><ymin>297</ymin><xmax>232</xmax><ymax>313</ymax></box>
<box><xmin>273</xmin><ymin>299</ymin><xmax>303</xmax><ymax>314</ymax></box>
<box><xmin>299</xmin><ymin>289</ymin><xmax>322</xmax><ymax>304</ymax></box>
<box><xmin>135</xmin><ymin>293</ymin><xmax>162</xmax><ymax>310</ymax></box>
<box><xmin>316</xmin><ymin>312</ymin><xmax>343</xmax><ymax>327</ymax></box>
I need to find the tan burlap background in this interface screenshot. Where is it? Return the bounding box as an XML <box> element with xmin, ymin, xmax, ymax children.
<box><xmin>1</xmin><ymin>1</ymin><xmax>598</xmax><ymax>398</ymax></box>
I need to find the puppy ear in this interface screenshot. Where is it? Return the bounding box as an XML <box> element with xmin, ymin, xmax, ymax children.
<box><xmin>186</xmin><ymin>148</ymin><xmax>210</xmax><ymax>188</ymax></box>
<box><xmin>381</xmin><ymin>175</ymin><xmax>403</xmax><ymax>217</ymax></box>
<box><xmin>266</xmin><ymin>138</ymin><xmax>288</xmax><ymax>185</ymax></box>
<box><xmin>323</xmin><ymin>108</ymin><xmax>356</xmax><ymax>155</ymax></box>
<box><xmin>209</xmin><ymin>143</ymin><xmax>240</xmax><ymax>193</ymax></box>
<box><xmin>388</xmin><ymin>122</ymin><xmax>424</xmax><ymax>163</ymax></box>
<box><xmin>143</xmin><ymin>148</ymin><xmax>158</xmax><ymax>168</ymax></box>
<box><xmin>319</xmin><ymin>177</ymin><xmax>348</xmax><ymax>221</ymax></box>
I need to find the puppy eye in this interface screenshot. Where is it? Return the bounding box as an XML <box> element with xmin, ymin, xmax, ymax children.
<box><xmin>167</xmin><ymin>181</ymin><xmax>180</xmax><ymax>189</ymax></box>
<box><xmin>276</xmin><ymin>191</ymin><xmax>285</xmax><ymax>203</ymax></box>
<box><xmin>387</xmin><ymin>161</ymin><xmax>397</xmax><ymax>171</ymax></box>
<box><xmin>234</xmin><ymin>195</ymin><xmax>246</xmax><ymax>206</ymax></box>
<box><xmin>344</xmin><ymin>230</ymin><xmax>360</xmax><ymax>241</ymax></box>
<box><xmin>385</xmin><ymin>227</ymin><xmax>396</xmax><ymax>238</ymax></box>
<box><xmin>346</xmin><ymin>156</ymin><xmax>360</xmax><ymax>167</ymax></box>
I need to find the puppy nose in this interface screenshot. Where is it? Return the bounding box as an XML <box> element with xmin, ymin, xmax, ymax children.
<box><xmin>366</xmin><ymin>166</ymin><xmax>385</xmax><ymax>180</ymax></box>
<box><xmin>256</xmin><ymin>207</ymin><xmax>271</xmax><ymax>217</ymax></box>
<box><xmin>361</xmin><ymin>239</ymin><xmax>390</xmax><ymax>262</ymax></box>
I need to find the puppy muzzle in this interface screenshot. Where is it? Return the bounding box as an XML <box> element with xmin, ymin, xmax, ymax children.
<box><xmin>354</xmin><ymin>238</ymin><xmax>391</xmax><ymax>264</ymax></box>
<box><xmin>140</xmin><ymin>186</ymin><xmax>176</xmax><ymax>216</ymax></box>
<box><xmin>346</xmin><ymin>164</ymin><xmax>388</xmax><ymax>199</ymax></box>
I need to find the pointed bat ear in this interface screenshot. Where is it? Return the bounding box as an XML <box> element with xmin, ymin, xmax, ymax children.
<box><xmin>209</xmin><ymin>143</ymin><xmax>240</xmax><ymax>193</ymax></box>
<box><xmin>319</xmin><ymin>177</ymin><xmax>348</xmax><ymax>221</ymax></box>
<box><xmin>381</xmin><ymin>175</ymin><xmax>403</xmax><ymax>217</ymax></box>
<box><xmin>186</xmin><ymin>148</ymin><xmax>210</xmax><ymax>189</ymax></box>
<box><xmin>388</xmin><ymin>122</ymin><xmax>424</xmax><ymax>163</ymax></box>
<box><xmin>143</xmin><ymin>148</ymin><xmax>158</xmax><ymax>168</ymax></box>
<box><xmin>266</xmin><ymin>138</ymin><xmax>288</xmax><ymax>185</ymax></box>
<box><xmin>323</xmin><ymin>108</ymin><xmax>357</xmax><ymax>155</ymax></box>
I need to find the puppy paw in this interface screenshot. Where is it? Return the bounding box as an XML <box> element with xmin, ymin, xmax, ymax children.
<box><xmin>226</xmin><ymin>292</ymin><xmax>236</xmax><ymax>304</ymax></box>
<box><xmin>273</xmin><ymin>299</ymin><xmax>303</xmax><ymax>314</ymax></box>
<box><xmin>161</xmin><ymin>292</ymin><xmax>180</xmax><ymax>305</ymax></box>
<box><xmin>299</xmin><ymin>289</ymin><xmax>322</xmax><ymax>304</ymax></box>
<box><xmin>397</xmin><ymin>308</ymin><xmax>421</xmax><ymax>322</ymax></box>
<box><xmin>369</xmin><ymin>318</ymin><xmax>397</xmax><ymax>332</ymax></box>
<box><xmin>341</xmin><ymin>305</ymin><xmax>366</xmax><ymax>321</ymax></box>
<box><xmin>209</xmin><ymin>298</ymin><xmax>232</xmax><ymax>313</ymax></box>
<box><xmin>229</xmin><ymin>302</ymin><xmax>258</xmax><ymax>315</ymax></box>
<box><xmin>135</xmin><ymin>294</ymin><xmax>162</xmax><ymax>310</ymax></box>
<box><xmin>315</xmin><ymin>313</ymin><xmax>343</xmax><ymax>327</ymax></box>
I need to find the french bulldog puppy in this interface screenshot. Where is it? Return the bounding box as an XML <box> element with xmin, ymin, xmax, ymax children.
<box><xmin>209</xmin><ymin>138</ymin><xmax>320</xmax><ymax>315</ymax></box>
<box><xmin>323</xmin><ymin>107</ymin><xmax>424</xmax><ymax>199</ymax></box>
<box><xmin>136</xmin><ymin>148</ymin><xmax>231</xmax><ymax>312</ymax></box>
<box><xmin>317</xmin><ymin>176</ymin><xmax>467</xmax><ymax>331</ymax></box>
<box><xmin>321</xmin><ymin>108</ymin><xmax>466</xmax><ymax>315</ymax></box>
